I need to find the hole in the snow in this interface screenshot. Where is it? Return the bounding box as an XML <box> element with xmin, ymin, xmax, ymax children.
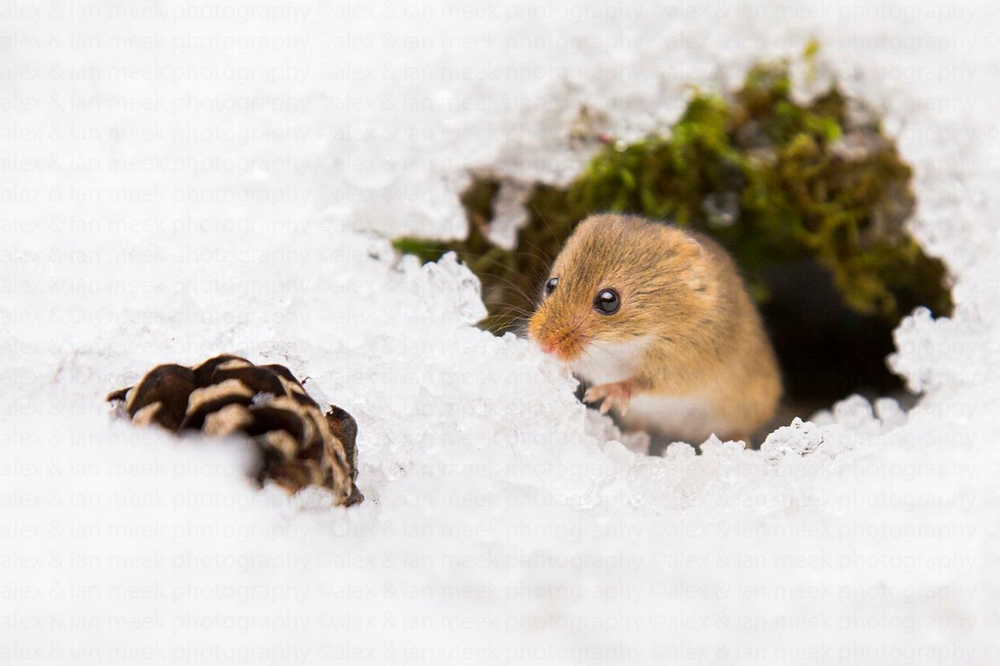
<box><xmin>394</xmin><ymin>46</ymin><xmax>953</xmax><ymax>435</ymax></box>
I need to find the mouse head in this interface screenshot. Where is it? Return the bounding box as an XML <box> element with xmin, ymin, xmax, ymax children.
<box><xmin>527</xmin><ymin>214</ymin><xmax>712</xmax><ymax>363</ymax></box>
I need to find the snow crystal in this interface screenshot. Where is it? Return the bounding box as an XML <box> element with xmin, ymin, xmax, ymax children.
<box><xmin>483</xmin><ymin>181</ymin><xmax>533</xmax><ymax>250</ymax></box>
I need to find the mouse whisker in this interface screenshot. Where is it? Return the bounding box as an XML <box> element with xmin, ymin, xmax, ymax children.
<box><xmin>527</xmin><ymin>200</ymin><xmax>567</xmax><ymax>251</ymax></box>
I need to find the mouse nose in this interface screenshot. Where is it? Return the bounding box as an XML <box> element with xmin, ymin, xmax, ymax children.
<box><xmin>529</xmin><ymin>314</ymin><xmax>583</xmax><ymax>360</ymax></box>
<box><xmin>536</xmin><ymin>329</ymin><xmax>577</xmax><ymax>359</ymax></box>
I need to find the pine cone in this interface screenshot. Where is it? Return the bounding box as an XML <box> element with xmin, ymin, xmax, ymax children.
<box><xmin>107</xmin><ymin>355</ymin><xmax>363</xmax><ymax>506</ymax></box>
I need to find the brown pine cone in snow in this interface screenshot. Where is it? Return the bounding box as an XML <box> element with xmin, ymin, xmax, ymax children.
<box><xmin>107</xmin><ymin>355</ymin><xmax>363</xmax><ymax>506</ymax></box>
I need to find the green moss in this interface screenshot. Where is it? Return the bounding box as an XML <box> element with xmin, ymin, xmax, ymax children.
<box><xmin>394</xmin><ymin>48</ymin><xmax>952</xmax><ymax>338</ymax></box>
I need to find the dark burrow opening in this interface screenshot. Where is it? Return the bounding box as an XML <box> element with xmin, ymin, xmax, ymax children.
<box><xmin>393</xmin><ymin>48</ymin><xmax>953</xmax><ymax>443</ymax></box>
<box><xmin>757</xmin><ymin>258</ymin><xmax>917</xmax><ymax>422</ymax></box>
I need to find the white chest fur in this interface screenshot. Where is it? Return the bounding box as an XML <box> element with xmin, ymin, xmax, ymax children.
<box><xmin>569</xmin><ymin>337</ymin><xmax>653</xmax><ymax>385</ymax></box>
<box><xmin>621</xmin><ymin>393</ymin><xmax>728</xmax><ymax>443</ymax></box>
<box><xmin>570</xmin><ymin>337</ymin><xmax>729</xmax><ymax>442</ymax></box>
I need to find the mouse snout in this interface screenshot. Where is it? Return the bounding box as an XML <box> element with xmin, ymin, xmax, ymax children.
<box><xmin>528</xmin><ymin>314</ymin><xmax>587</xmax><ymax>362</ymax></box>
<box><xmin>538</xmin><ymin>339</ymin><xmax>560</xmax><ymax>356</ymax></box>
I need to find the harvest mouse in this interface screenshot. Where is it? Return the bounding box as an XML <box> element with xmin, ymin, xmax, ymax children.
<box><xmin>528</xmin><ymin>214</ymin><xmax>782</xmax><ymax>443</ymax></box>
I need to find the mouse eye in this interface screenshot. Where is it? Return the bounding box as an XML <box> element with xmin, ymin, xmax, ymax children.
<box><xmin>544</xmin><ymin>277</ymin><xmax>559</xmax><ymax>296</ymax></box>
<box><xmin>594</xmin><ymin>289</ymin><xmax>620</xmax><ymax>315</ymax></box>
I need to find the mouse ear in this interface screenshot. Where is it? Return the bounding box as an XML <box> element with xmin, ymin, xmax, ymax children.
<box><xmin>673</xmin><ymin>232</ymin><xmax>709</xmax><ymax>291</ymax></box>
<box><xmin>667</xmin><ymin>229</ymin><xmax>704</xmax><ymax>264</ymax></box>
<box><xmin>680</xmin><ymin>234</ymin><xmax>705</xmax><ymax>261</ymax></box>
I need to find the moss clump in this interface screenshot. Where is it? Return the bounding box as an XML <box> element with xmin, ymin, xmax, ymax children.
<box><xmin>394</xmin><ymin>48</ymin><xmax>952</xmax><ymax>404</ymax></box>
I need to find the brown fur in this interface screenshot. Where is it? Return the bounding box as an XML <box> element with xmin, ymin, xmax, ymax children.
<box><xmin>528</xmin><ymin>214</ymin><xmax>782</xmax><ymax>442</ymax></box>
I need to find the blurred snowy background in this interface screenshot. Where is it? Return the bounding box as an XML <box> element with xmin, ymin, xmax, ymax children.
<box><xmin>2</xmin><ymin>0</ymin><xmax>1000</xmax><ymax>664</ymax></box>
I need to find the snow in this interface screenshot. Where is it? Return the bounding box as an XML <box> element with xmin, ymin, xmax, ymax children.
<box><xmin>2</xmin><ymin>0</ymin><xmax>1000</xmax><ymax>664</ymax></box>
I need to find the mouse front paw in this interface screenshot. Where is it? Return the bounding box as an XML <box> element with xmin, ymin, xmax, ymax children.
<box><xmin>583</xmin><ymin>380</ymin><xmax>636</xmax><ymax>416</ymax></box>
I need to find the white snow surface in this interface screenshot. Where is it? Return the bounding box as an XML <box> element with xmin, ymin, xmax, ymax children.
<box><xmin>2</xmin><ymin>0</ymin><xmax>1000</xmax><ymax>664</ymax></box>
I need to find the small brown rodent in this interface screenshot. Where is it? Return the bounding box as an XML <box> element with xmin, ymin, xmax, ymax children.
<box><xmin>528</xmin><ymin>214</ymin><xmax>782</xmax><ymax>443</ymax></box>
